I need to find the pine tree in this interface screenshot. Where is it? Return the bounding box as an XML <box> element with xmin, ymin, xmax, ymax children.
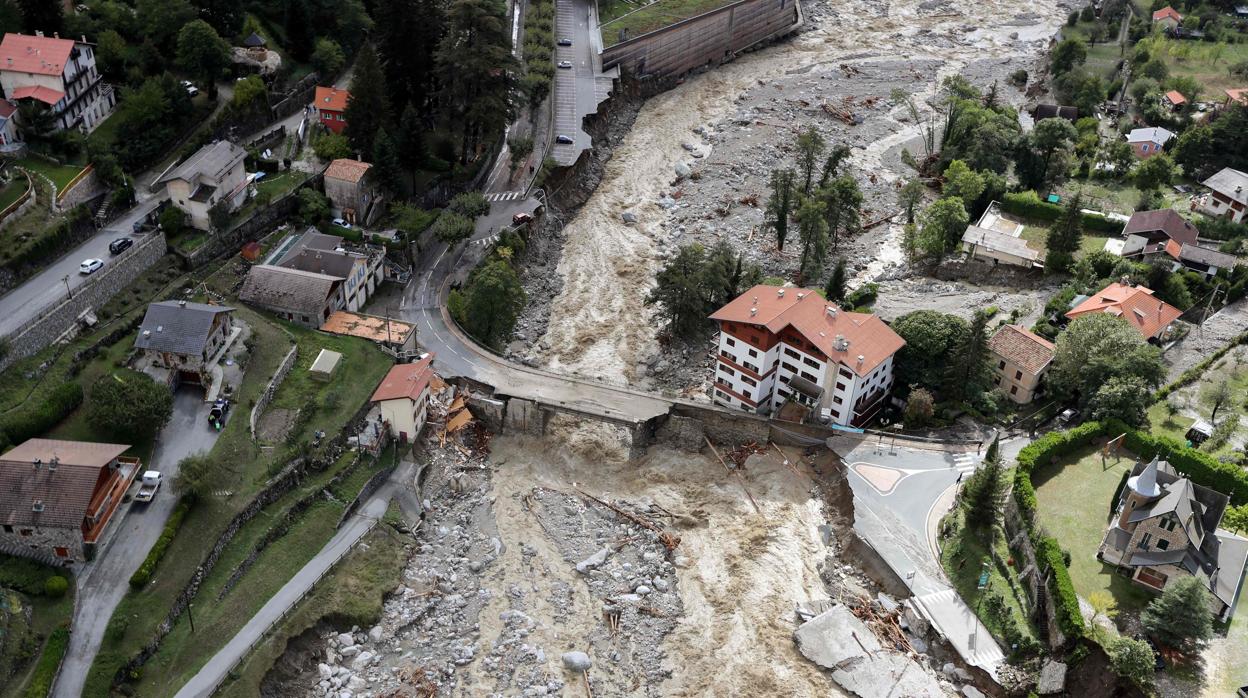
<box><xmin>765</xmin><ymin>169</ymin><xmax>796</xmax><ymax>251</ymax></box>
<box><xmin>435</xmin><ymin>0</ymin><xmax>518</xmax><ymax>164</ymax></box>
<box><xmin>1045</xmin><ymin>191</ymin><xmax>1083</xmax><ymax>273</ymax></box>
<box><xmin>819</xmin><ymin>176</ymin><xmax>863</xmax><ymax>250</ymax></box>
<box><xmin>796</xmin><ymin>127</ymin><xmax>826</xmax><ymax>195</ymax></box>
<box><xmin>1142</xmin><ymin>576</ymin><xmax>1214</xmax><ymax>649</ymax></box>
<box><xmin>945</xmin><ymin>309</ymin><xmax>991</xmax><ymax>403</ymax></box>
<box><xmin>825</xmin><ymin>259</ymin><xmax>847</xmax><ymax>302</ymax></box>
<box><xmin>817</xmin><ymin>145</ymin><xmax>852</xmax><ymax>190</ymax></box>
<box><xmin>284</xmin><ymin>0</ymin><xmax>313</xmax><ymax>60</ymax></box>
<box><xmin>647</xmin><ymin>244</ymin><xmax>710</xmax><ymax>339</ymax></box>
<box><xmin>962</xmin><ymin>436</ymin><xmax>1005</xmax><ymax>530</ymax></box>
<box><xmin>373</xmin><ymin>0</ymin><xmax>444</xmax><ymax>115</ymax></box>
<box><xmin>397</xmin><ymin>102</ymin><xmax>427</xmax><ymax>187</ymax></box>
<box><xmin>17</xmin><ymin>0</ymin><xmax>60</xmax><ymax>33</ymax></box>
<box><xmin>371</xmin><ymin>128</ymin><xmax>404</xmax><ymax>194</ymax></box>
<box><xmin>344</xmin><ymin>43</ymin><xmax>392</xmax><ymax>158</ymax></box>
<box><xmin>795</xmin><ymin>197</ymin><xmax>829</xmax><ymax>286</ymax></box>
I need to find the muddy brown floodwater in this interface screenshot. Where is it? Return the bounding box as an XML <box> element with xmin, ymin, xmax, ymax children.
<box><xmin>530</xmin><ymin>0</ymin><xmax>1071</xmax><ymax>391</ymax></box>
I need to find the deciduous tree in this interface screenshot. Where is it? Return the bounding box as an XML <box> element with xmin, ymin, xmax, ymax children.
<box><xmin>1049</xmin><ymin>313</ymin><xmax>1164</xmax><ymax>418</ymax></box>
<box><xmin>86</xmin><ymin>372</ymin><xmax>173</xmax><ymax>442</ymax></box>
<box><xmin>311</xmin><ymin>38</ymin><xmax>346</xmax><ymax>77</ymax></box>
<box><xmin>818</xmin><ymin>176</ymin><xmax>862</xmax><ymax>250</ymax></box>
<box><xmin>920</xmin><ymin>196</ymin><xmax>969</xmax><ymax>254</ymax></box>
<box><xmin>449</xmin><ymin>257</ymin><xmax>525</xmax><ymax>348</ymax></box>
<box><xmin>176</xmin><ymin>20</ymin><xmax>230</xmax><ymax>98</ymax></box>
<box><xmin>893</xmin><ymin>310</ymin><xmax>970</xmax><ymax>393</ymax></box>
<box><xmin>942</xmin><ymin>160</ymin><xmax>985</xmax><ymax>204</ymax></box>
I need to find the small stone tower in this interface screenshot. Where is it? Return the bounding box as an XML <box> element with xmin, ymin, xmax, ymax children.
<box><xmin>1117</xmin><ymin>457</ymin><xmax>1163</xmax><ymax>529</ymax></box>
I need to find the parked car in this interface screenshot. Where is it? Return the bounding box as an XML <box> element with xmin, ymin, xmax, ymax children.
<box><xmin>512</xmin><ymin>212</ymin><xmax>533</xmax><ymax>226</ymax></box>
<box><xmin>79</xmin><ymin>258</ymin><xmax>103</xmax><ymax>275</ymax></box>
<box><xmin>557</xmin><ymin>38</ymin><xmax>573</xmax><ymax>46</ymax></box>
<box><xmin>180</xmin><ymin>80</ymin><xmax>198</xmax><ymax>97</ymax></box>
<box><xmin>109</xmin><ymin>237</ymin><xmax>133</xmax><ymax>255</ymax></box>
<box><xmin>557</xmin><ymin>61</ymin><xmax>573</xmax><ymax>69</ymax></box>
<box><xmin>1057</xmin><ymin>408</ymin><xmax>1080</xmax><ymax>427</ymax></box>
<box><xmin>134</xmin><ymin>471</ymin><xmax>162</xmax><ymax>502</ymax></box>
<box><xmin>555</xmin><ymin>135</ymin><xmax>574</xmax><ymax>145</ymax></box>
<box><xmin>332</xmin><ymin>217</ymin><xmax>352</xmax><ymax>229</ymax></box>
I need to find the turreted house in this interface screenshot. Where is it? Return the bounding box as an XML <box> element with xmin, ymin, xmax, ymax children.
<box><xmin>1098</xmin><ymin>458</ymin><xmax>1248</xmax><ymax>622</ymax></box>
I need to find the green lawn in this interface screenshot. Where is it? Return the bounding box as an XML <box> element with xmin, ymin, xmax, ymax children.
<box><xmin>1148</xmin><ymin>36</ymin><xmax>1248</xmax><ymax>101</ymax></box>
<box><xmin>85</xmin><ymin>112</ymin><xmax>123</xmax><ymax>152</ymax></box>
<box><xmin>0</xmin><ymin>174</ymin><xmax>29</xmax><ymax>212</ymax></box>
<box><xmin>15</xmin><ymin>158</ymin><xmax>88</xmax><ymax>192</ymax></box>
<box><xmin>215</xmin><ymin>523</ymin><xmax>409</xmax><ymax>697</ymax></box>
<box><xmin>939</xmin><ymin>508</ymin><xmax>1041</xmax><ymax>652</ymax></box>
<box><xmin>1018</xmin><ymin>223</ymin><xmax>1110</xmax><ymax>259</ymax></box>
<box><xmin>83</xmin><ymin>309</ymin><xmax>393</xmax><ymax>697</ymax></box>
<box><xmin>599</xmin><ymin>0</ymin><xmax>737</xmax><ymax>46</ymax></box>
<box><xmin>1149</xmin><ymin>345</ymin><xmax>1248</xmax><ymax>458</ymax></box>
<box><xmin>1031</xmin><ymin>445</ymin><xmax>1156</xmax><ymax>612</ymax></box>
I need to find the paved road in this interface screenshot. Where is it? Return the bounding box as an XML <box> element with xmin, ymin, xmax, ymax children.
<box><xmin>834</xmin><ymin>434</ymin><xmax>1015</xmax><ymax>677</ymax></box>
<box><xmin>53</xmin><ymin>388</ymin><xmax>222</xmax><ymax>698</ymax></box>
<box><xmin>0</xmin><ymin>197</ymin><xmax>161</xmax><ymax>340</ymax></box>
<box><xmin>174</xmin><ymin>471</ymin><xmax>400</xmax><ymax>698</ymax></box>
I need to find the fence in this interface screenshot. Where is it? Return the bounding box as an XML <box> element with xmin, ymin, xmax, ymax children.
<box><xmin>250</xmin><ymin>344</ymin><xmax>298</xmax><ymax>437</ymax></box>
<box><xmin>0</xmin><ymin>169</ymin><xmax>33</xmax><ymax>229</ymax></box>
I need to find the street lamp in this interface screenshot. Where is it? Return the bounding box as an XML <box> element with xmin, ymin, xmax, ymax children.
<box><xmin>62</xmin><ymin>275</ymin><xmax>72</xmax><ymax>300</ymax></box>
<box><xmin>187</xmin><ymin>602</ymin><xmax>195</xmax><ymax>633</ymax></box>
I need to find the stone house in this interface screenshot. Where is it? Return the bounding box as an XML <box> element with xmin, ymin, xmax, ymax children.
<box><xmin>960</xmin><ymin>225</ymin><xmax>1043</xmax><ymax>269</ymax></box>
<box><xmin>0</xmin><ymin>439</ymin><xmax>141</xmax><ymax>565</ymax></box>
<box><xmin>1120</xmin><ymin>208</ymin><xmax>1199</xmax><ymax>258</ymax></box>
<box><xmin>159</xmin><ymin>140</ymin><xmax>248</xmax><ymax>231</ymax></box>
<box><xmin>274</xmin><ymin>229</ymin><xmax>385</xmax><ymax>312</ymax></box>
<box><xmin>323</xmin><ymin>158</ymin><xmax>378</xmax><ymax>225</ymax></box>
<box><xmin>370</xmin><ymin>354</ymin><xmax>435</xmax><ymax>442</ymax></box>
<box><xmin>1099</xmin><ymin>458</ymin><xmax>1248</xmax><ymax>622</ymax></box>
<box><xmin>987</xmin><ymin>324</ymin><xmax>1055</xmax><ymax>404</ymax></box>
<box><xmin>133</xmin><ymin>300</ymin><xmax>236</xmax><ymax>386</ymax></box>
<box><xmin>239</xmin><ymin>264</ymin><xmax>343</xmax><ymax>327</ymax></box>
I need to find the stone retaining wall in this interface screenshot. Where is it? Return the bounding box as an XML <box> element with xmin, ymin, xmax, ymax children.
<box><xmin>250</xmin><ymin>344</ymin><xmax>298</xmax><ymax>437</ymax></box>
<box><xmin>56</xmin><ymin>166</ymin><xmax>105</xmax><ymax>210</ymax></box>
<box><xmin>0</xmin><ymin>231</ymin><xmax>166</xmax><ymax>371</ymax></box>
<box><xmin>601</xmin><ymin>0</ymin><xmax>799</xmax><ymax>79</ymax></box>
<box><xmin>0</xmin><ymin>170</ymin><xmax>34</xmax><ymax>230</ymax></box>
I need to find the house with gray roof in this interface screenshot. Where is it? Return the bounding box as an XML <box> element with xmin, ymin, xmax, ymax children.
<box><xmin>1099</xmin><ymin>458</ymin><xmax>1248</xmax><ymax>622</ymax></box>
<box><xmin>134</xmin><ymin>300</ymin><xmax>236</xmax><ymax>383</ymax></box>
<box><xmin>239</xmin><ymin>265</ymin><xmax>344</xmax><ymax>327</ymax></box>
<box><xmin>1200</xmin><ymin>167</ymin><xmax>1248</xmax><ymax>224</ymax></box>
<box><xmin>159</xmin><ymin>140</ymin><xmax>248</xmax><ymax>230</ymax></box>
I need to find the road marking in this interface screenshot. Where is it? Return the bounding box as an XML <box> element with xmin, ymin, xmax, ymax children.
<box><xmin>485</xmin><ymin>191</ymin><xmax>523</xmax><ymax>202</ymax></box>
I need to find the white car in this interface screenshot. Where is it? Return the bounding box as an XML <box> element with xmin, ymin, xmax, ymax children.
<box><xmin>557</xmin><ymin>61</ymin><xmax>573</xmax><ymax>69</ymax></box>
<box><xmin>79</xmin><ymin>258</ymin><xmax>103</xmax><ymax>275</ymax></box>
<box><xmin>181</xmin><ymin>80</ymin><xmax>199</xmax><ymax>97</ymax></box>
<box><xmin>332</xmin><ymin>218</ymin><xmax>352</xmax><ymax>229</ymax></box>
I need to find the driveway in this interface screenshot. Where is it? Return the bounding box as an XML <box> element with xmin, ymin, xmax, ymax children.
<box><xmin>53</xmin><ymin>387</ymin><xmax>224</xmax><ymax>698</ymax></box>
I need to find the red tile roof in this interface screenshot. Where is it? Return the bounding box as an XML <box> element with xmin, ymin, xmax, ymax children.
<box><xmin>1065</xmin><ymin>282</ymin><xmax>1183</xmax><ymax>340</ymax></box>
<box><xmin>314</xmin><ymin>86</ymin><xmax>349</xmax><ymax>112</ymax></box>
<box><xmin>1164</xmin><ymin>90</ymin><xmax>1187</xmax><ymax>105</ymax></box>
<box><xmin>0</xmin><ymin>99</ymin><xmax>15</xmax><ymax>118</ymax></box>
<box><xmin>1226</xmin><ymin>88</ymin><xmax>1248</xmax><ymax>106</ymax></box>
<box><xmin>325</xmin><ymin>158</ymin><xmax>371</xmax><ymax>183</ymax></box>
<box><xmin>0</xmin><ymin>33</ymin><xmax>75</xmax><ymax>76</ymax></box>
<box><xmin>370</xmin><ymin>355</ymin><xmax>435</xmax><ymax>403</ymax></box>
<box><xmin>11</xmin><ymin>84</ymin><xmax>63</xmax><ymax>105</ymax></box>
<box><xmin>1152</xmin><ymin>6</ymin><xmax>1182</xmax><ymax>22</ymax></box>
<box><xmin>988</xmin><ymin>325</ymin><xmax>1055</xmax><ymax>376</ymax></box>
<box><xmin>709</xmin><ymin>285</ymin><xmax>905</xmax><ymax>377</ymax></box>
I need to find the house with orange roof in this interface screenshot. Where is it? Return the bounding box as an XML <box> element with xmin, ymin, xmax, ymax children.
<box><xmin>313</xmin><ymin>86</ymin><xmax>350</xmax><ymax>134</ymax></box>
<box><xmin>708</xmin><ymin>285</ymin><xmax>905</xmax><ymax>427</ymax></box>
<box><xmin>1162</xmin><ymin>90</ymin><xmax>1187</xmax><ymax>110</ymax></box>
<box><xmin>0</xmin><ymin>32</ymin><xmax>115</xmax><ymax>134</ymax></box>
<box><xmin>1152</xmin><ymin>6</ymin><xmax>1183</xmax><ymax>28</ymax></box>
<box><xmin>1224</xmin><ymin>88</ymin><xmax>1248</xmax><ymax>109</ymax></box>
<box><xmin>1065</xmin><ymin>282</ymin><xmax>1183</xmax><ymax>343</ymax></box>
<box><xmin>988</xmin><ymin>325</ymin><xmax>1055</xmax><ymax>404</ymax></box>
<box><xmin>370</xmin><ymin>354</ymin><xmax>436</xmax><ymax>441</ymax></box>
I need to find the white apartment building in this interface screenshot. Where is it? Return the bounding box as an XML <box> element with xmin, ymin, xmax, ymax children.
<box><xmin>708</xmin><ymin>285</ymin><xmax>906</xmax><ymax>427</ymax></box>
<box><xmin>0</xmin><ymin>32</ymin><xmax>115</xmax><ymax>133</ymax></box>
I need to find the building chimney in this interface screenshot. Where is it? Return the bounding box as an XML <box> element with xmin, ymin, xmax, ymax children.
<box><xmin>857</xmin><ymin>354</ymin><xmax>864</xmax><ymax>364</ymax></box>
<box><xmin>750</xmin><ymin>307</ymin><xmax>757</xmax><ymax>316</ymax></box>
<box><xmin>35</xmin><ymin>30</ymin><xmax>43</xmax><ymax>37</ymax></box>
<box><xmin>796</xmin><ymin>292</ymin><xmax>805</xmax><ymax>299</ymax></box>
<box><xmin>156</xmin><ymin>325</ymin><xmax>163</xmax><ymax>332</ymax></box>
<box><xmin>142</xmin><ymin>330</ymin><xmax>151</xmax><ymax>337</ymax></box>
<box><xmin>777</xmin><ymin>288</ymin><xmax>785</xmax><ymax>297</ymax></box>
<box><xmin>826</xmin><ymin>306</ymin><xmax>836</xmax><ymax>319</ymax></box>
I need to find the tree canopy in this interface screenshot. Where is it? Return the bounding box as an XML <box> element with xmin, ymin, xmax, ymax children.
<box><xmin>86</xmin><ymin>372</ymin><xmax>173</xmax><ymax>442</ymax></box>
<box><xmin>1048</xmin><ymin>314</ymin><xmax>1164</xmax><ymax>425</ymax></box>
<box><xmin>1141</xmin><ymin>575</ymin><xmax>1213</xmax><ymax>649</ymax></box>
<box><xmin>892</xmin><ymin>310</ymin><xmax>970</xmax><ymax>394</ymax></box>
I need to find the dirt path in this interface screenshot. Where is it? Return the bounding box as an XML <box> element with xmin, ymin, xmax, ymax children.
<box><xmin>532</xmin><ymin>0</ymin><xmax>1069</xmax><ymax>386</ymax></box>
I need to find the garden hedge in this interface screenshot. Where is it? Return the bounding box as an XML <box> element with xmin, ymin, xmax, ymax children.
<box><xmin>999</xmin><ymin>191</ymin><xmax>1122</xmax><ymax>234</ymax></box>
<box><xmin>1155</xmin><ymin>330</ymin><xmax>1248</xmax><ymax>401</ymax></box>
<box><xmin>23</xmin><ymin>626</ymin><xmax>69</xmax><ymax>698</ymax></box>
<box><xmin>1035</xmin><ymin>536</ymin><xmax>1085</xmax><ymax>639</ymax></box>
<box><xmin>128</xmin><ymin>501</ymin><xmax>191</xmax><ymax>590</ymax></box>
<box><xmin>0</xmin><ymin>381</ymin><xmax>84</xmax><ymax>453</ymax></box>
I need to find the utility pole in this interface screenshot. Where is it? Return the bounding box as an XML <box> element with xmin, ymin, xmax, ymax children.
<box><xmin>187</xmin><ymin>602</ymin><xmax>196</xmax><ymax>633</ymax></box>
<box><xmin>62</xmin><ymin>275</ymin><xmax>72</xmax><ymax>300</ymax></box>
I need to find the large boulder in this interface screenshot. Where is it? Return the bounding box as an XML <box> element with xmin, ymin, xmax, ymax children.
<box><xmin>1037</xmin><ymin>660</ymin><xmax>1067</xmax><ymax>695</ymax></box>
<box><xmin>562</xmin><ymin>651</ymin><xmax>592</xmax><ymax>672</ymax></box>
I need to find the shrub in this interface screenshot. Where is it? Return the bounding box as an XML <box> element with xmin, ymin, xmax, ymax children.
<box><xmin>0</xmin><ymin>382</ymin><xmax>84</xmax><ymax>453</ymax></box>
<box><xmin>999</xmin><ymin>191</ymin><xmax>1121</xmax><ymax>233</ymax></box>
<box><xmin>23</xmin><ymin>626</ymin><xmax>69</xmax><ymax>697</ymax></box>
<box><xmin>1036</xmin><ymin>536</ymin><xmax>1085</xmax><ymax>639</ymax></box>
<box><xmin>43</xmin><ymin>575</ymin><xmax>68</xmax><ymax>598</ymax></box>
<box><xmin>128</xmin><ymin>501</ymin><xmax>191</xmax><ymax>589</ymax></box>
<box><xmin>0</xmin><ymin>554</ymin><xmax>66</xmax><ymax>596</ymax></box>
